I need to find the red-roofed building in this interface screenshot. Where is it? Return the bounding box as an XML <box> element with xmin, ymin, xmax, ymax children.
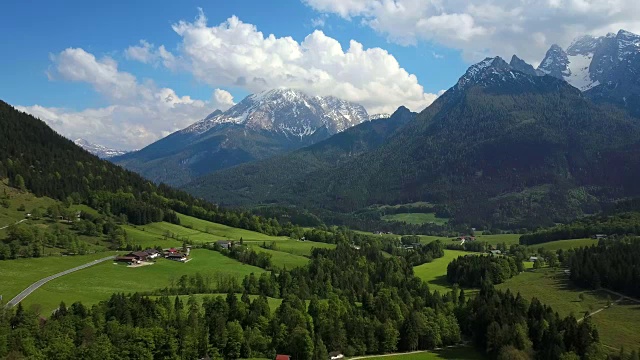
<box><xmin>275</xmin><ymin>355</ymin><xmax>291</xmax><ymax>360</ymax></box>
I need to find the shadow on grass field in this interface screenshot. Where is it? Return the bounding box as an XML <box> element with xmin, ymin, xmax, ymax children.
<box><xmin>498</xmin><ymin>269</ymin><xmax>640</xmax><ymax>352</ymax></box>
<box><xmin>352</xmin><ymin>346</ymin><xmax>484</xmax><ymax>359</ymax></box>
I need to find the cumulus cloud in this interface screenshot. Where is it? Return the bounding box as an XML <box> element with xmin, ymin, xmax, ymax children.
<box><xmin>21</xmin><ymin>48</ymin><xmax>235</xmax><ymax>149</ymax></box>
<box><xmin>128</xmin><ymin>10</ymin><xmax>437</xmax><ymax>114</ymax></box>
<box><xmin>303</xmin><ymin>0</ymin><xmax>640</xmax><ymax>62</ymax></box>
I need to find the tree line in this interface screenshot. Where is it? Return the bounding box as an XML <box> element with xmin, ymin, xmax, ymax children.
<box><xmin>447</xmin><ymin>255</ymin><xmax>523</xmax><ymax>287</ymax></box>
<box><xmin>519</xmin><ymin>212</ymin><xmax>640</xmax><ymax>245</ymax></box>
<box><xmin>565</xmin><ymin>237</ymin><xmax>640</xmax><ymax>297</ymax></box>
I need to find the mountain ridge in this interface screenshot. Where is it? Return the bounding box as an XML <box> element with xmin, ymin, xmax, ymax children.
<box><xmin>113</xmin><ymin>88</ymin><xmax>372</xmax><ymax>186</ymax></box>
<box><xmin>185</xmin><ymin>56</ymin><xmax>640</xmax><ymax>229</ymax></box>
<box><xmin>73</xmin><ymin>138</ymin><xmax>130</xmax><ymax>158</ymax></box>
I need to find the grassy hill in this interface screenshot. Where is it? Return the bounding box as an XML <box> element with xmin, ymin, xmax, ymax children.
<box><xmin>22</xmin><ymin>249</ymin><xmax>265</xmax><ymax>312</ymax></box>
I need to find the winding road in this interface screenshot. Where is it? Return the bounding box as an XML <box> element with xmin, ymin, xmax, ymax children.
<box><xmin>4</xmin><ymin>255</ymin><xmax>115</xmax><ymax>308</ymax></box>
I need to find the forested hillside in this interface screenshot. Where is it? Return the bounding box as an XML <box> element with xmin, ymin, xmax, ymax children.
<box><xmin>188</xmin><ymin>58</ymin><xmax>640</xmax><ymax>230</ymax></box>
<box><xmin>0</xmin><ymin>101</ymin><xmax>292</xmax><ymax>236</ymax></box>
<box><xmin>186</xmin><ymin>106</ymin><xmax>416</xmax><ymax>207</ymax></box>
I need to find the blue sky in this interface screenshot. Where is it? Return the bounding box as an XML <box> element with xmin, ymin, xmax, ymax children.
<box><xmin>2</xmin><ymin>0</ymin><xmax>638</xmax><ymax>149</ymax></box>
<box><xmin>0</xmin><ymin>0</ymin><xmax>463</xmax><ymax>110</ymax></box>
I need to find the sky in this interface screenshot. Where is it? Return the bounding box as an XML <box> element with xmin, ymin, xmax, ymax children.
<box><xmin>2</xmin><ymin>0</ymin><xmax>640</xmax><ymax>150</ymax></box>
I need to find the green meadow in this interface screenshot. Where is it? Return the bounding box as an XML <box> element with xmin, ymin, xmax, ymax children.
<box><xmin>177</xmin><ymin>213</ymin><xmax>289</xmax><ymax>241</ymax></box>
<box><xmin>249</xmin><ymin>245</ymin><xmax>310</xmax><ymax>269</ymax></box>
<box><xmin>497</xmin><ymin>269</ymin><xmax>640</xmax><ymax>352</ymax></box>
<box><xmin>246</xmin><ymin>239</ymin><xmax>335</xmax><ymax>257</ymax></box>
<box><xmin>352</xmin><ymin>347</ymin><xmax>484</xmax><ymax>359</ymax></box>
<box><xmin>412</xmin><ymin>250</ymin><xmax>471</xmax><ymax>293</ymax></box>
<box><xmin>382</xmin><ymin>212</ymin><xmax>449</xmax><ymax>225</ymax></box>
<box><xmin>22</xmin><ymin>249</ymin><xmax>265</xmax><ymax>312</ymax></box>
<box><xmin>0</xmin><ymin>252</ymin><xmax>117</xmax><ymax>305</ymax></box>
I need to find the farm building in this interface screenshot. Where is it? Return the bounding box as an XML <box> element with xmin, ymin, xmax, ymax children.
<box><xmin>166</xmin><ymin>253</ymin><xmax>188</xmax><ymax>262</ymax></box>
<box><xmin>216</xmin><ymin>240</ymin><xmax>234</xmax><ymax>250</ymax></box>
<box><xmin>490</xmin><ymin>250</ymin><xmax>502</xmax><ymax>256</ymax></box>
<box><xmin>144</xmin><ymin>248</ymin><xmax>161</xmax><ymax>259</ymax></box>
<box><xmin>529</xmin><ymin>256</ymin><xmax>539</xmax><ymax>262</ymax></box>
<box><xmin>114</xmin><ymin>256</ymin><xmax>138</xmax><ymax>264</ymax></box>
<box><xmin>329</xmin><ymin>351</ymin><xmax>344</xmax><ymax>359</ymax></box>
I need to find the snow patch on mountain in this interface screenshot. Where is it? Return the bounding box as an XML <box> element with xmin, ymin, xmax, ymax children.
<box><xmin>74</xmin><ymin>138</ymin><xmax>130</xmax><ymax>158</ymax></box>
<box><xmin>182</xmin><ymin>89</ymin><xmax>370</xmax><ymax>138</ymax></box>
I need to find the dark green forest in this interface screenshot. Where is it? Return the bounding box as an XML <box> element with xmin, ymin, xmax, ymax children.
<box><xmin>566</xmin><ymin>237</ymin><xmax>640</xmax><ymax>297</ymax></box>
<box><xmin>447</xmin><ymin>255</ymin><xmax>523</xmax><ymax>287</ymax></box>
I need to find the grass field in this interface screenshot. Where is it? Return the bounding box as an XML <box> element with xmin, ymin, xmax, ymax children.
<box><xmin>413</xmin><ymin>250</ymin><xmax>471</xmax><ymax>293</ymax></box>
<box><xmin>247</xmin><ymin>239</ymin><xmax>335</xmax><ymax>257</ymax></box>
<box><xmin>473</xmin><ymin>233</ymin><xmax>521</xmax><ymax>246</ymax></box>
<box><xmin>352</xmin><ymin>347</ymin><xmax>484</xmax><ymax>359</ymax></box>
<box><xmin>0</xmin><ymin>252</ymin><xmax>118</xmax><ymax>305</ymax></box>
<box><xmin>22</xmin><ymin>249</ymin><xmax>265</xmax><ymax>312</ymax></box>
<box><xmin>177</xmin><ymin>213</ymin><xmax>289</xmax><ymax>241</ymax></box>
<box><xmin>497</xmin><ymin>269</ymin><xmax>640</xmax><ymax>351</ymax></box>
<box><xmin>123</xmin><ymin>224</ymin><xmax>183</xmax><ymax>249</ymax></box>
<box><xmin>382</xmin><ymin>213</ymin><xmax>449</xmax><ymax>225</ymax></box>
<box><xmin>531</xmin><ymin>238</ymin><xmax>597</xmax><ymax>251</ymax></box>
<box><xmin>249</xmin><ymin>245</ymin><xmax>310</xmax><ymax>269</ymax></box>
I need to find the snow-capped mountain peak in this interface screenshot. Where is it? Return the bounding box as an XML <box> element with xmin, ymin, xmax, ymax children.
<box><xmin>535</xmin><ymin>29</ymin><xmax>640</xmax><ymax>93</ymax></box>
<box><xmin>455</xmin><ymin>56</ymin><xmax>536</xmax><ymax>90</ymax></box>
<box><xmin>182</xmin><ymin>88</ymin><xmax>370</xmax><ymax>138</ymax></box>
<box><xmin>74</xmin><ymin>138</ymin><xmax>129</xmax><ymax>158</ymax></box>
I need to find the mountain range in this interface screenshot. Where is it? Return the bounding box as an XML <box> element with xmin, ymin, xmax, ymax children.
<box><xmin>73</xmin><ymin>138</ymin><xmax>129</xmax><ymax>159</ymax></box>
<box><xmin>113</xmin><ymin>89</ymin><xmax>378</xmax><ymax>186</ymax></box>
<box><xmin>185</xmin><ymin>54</ymin><xmax>640</xmax><ymax>229</ymax></box>
<box><xmin>536</xmin><ymin>29</ymin><xmax>640</xmax><ymax>115</ymax></box>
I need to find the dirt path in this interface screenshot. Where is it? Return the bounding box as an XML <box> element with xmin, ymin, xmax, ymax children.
<box><xmin>0</xmin><ymin>218</ymin><xmax>27</xmax><ymax>230</ymax></box>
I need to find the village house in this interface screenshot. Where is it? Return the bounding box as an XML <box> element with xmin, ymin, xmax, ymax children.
<box><xmin>114</xmin><ymin>255</ymin><xmax>139</xmax><ymax>265</ymax></box>
<box><xmin>129</xmin><ymin>251</ymin><xmax>150</xmax><ymax>262</ymax></box>
<box><xmin>216</xmin><ymin>240</ymin><xmax>234</xmax><ymax>250</ymax></box>
<box><xmin>275</xmin><ymin>355</ymin><xmax>291</xmax><ymax>360</ymax></box>
<box><xmin>490</xmin><ymin>249</ymin><xmax>502</xmax><ymax>256</ymax></box>
<box><xmin>529</xmin><ymin>256</ymin><xmax>539</xmax><ymax>262</ymax></box>
<box><xmin>592</xmin><ymin>234</ymin><xmax>608</xmax><ymax>240</ymax></box>
<box><xmin>329</xmin><ymin>351</ymin><xmax>344</xmax><ymax>359</ymax></box>
<box><xmin>144</xmin><ymin>248</ymin><xmax>161</xmax><ymax>259</ymax></box>
<box><xmin>166</xmin><ymin>253</ymin><xmax>188</xmax><ymax>262</ymax></box>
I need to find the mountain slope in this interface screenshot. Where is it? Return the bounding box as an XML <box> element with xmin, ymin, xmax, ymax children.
<box><xmin>185</xmin><ymin>106</ymin><xmax>416</xmax><ymax>205</ymax></box>
<box><xmin>186</xmin><ymin>57</ymin><xmax>640</xmax><ymax>228</ymax></box>
<box><xmin>113</xmin><ymin>89</ymin><xmax>370</xmax><ymax>186</ymax></box>
<box><xmin>0</xmin><ymin>99</ymin><xmax>295</xmax><ymax>236</ymax></box>
<box><xmin>73</xmin><ymin>138</ymin><xmax>129</xmax><ymax>158</ymax></box>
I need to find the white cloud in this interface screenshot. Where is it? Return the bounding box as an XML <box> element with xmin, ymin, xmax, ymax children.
<box><xmin>128</xmin><ymin>10</ymin><xmax>437</xmax><ymax>114</ymax></box>
<box><xmin>303</xmin><ymin>0</ymin><xmax>640</xmax><ymax>62</ymax></box>
<box><xmin>20</xmin><ymin>48</ymin><xmax>235</xmax><ymax>149</ymax></box>
<box><xmin>125</xmin><ymin>40</ymin><xmax>155</xmax><ymax>64</ymax></box>
<box><xmin>311</xmin><ymin>16</ymin><xmax>326</xmax><ymax>28</ymax></box>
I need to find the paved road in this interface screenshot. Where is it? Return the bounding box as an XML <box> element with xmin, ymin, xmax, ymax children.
<box><xmin>4</xmin><ymin>255</ymin><xmax>115</xmax><ymax>308</ymax></box>
<box><xmin>0</xmin><ymin>218</ymin><xmax>27</xmax><ymax>230</ymax></box>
